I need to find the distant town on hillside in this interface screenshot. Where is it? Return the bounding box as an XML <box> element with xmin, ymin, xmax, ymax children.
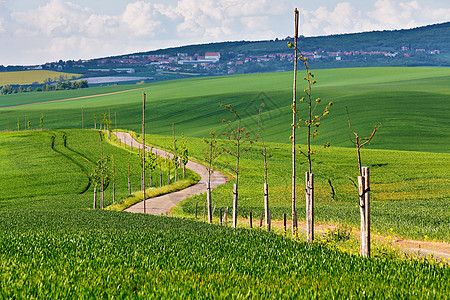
<box><xmin>1</xmin><ymin>22</ymin><xmax>449</xmax><ymax>85</ymax></box>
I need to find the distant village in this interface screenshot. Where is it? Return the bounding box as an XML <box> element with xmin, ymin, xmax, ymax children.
<box><xmin>8</xmin><ymin>40</ymin><xmax>442</xmax><ymax>82</ymax></box>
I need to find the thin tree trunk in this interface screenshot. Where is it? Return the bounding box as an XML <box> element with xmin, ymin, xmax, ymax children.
<box><xmin>128</xmin><ymin>177</ymin><xmax>131</xmax><ymax>194</ymax></box>
<box><xmin>183</xmin><ymin>164</ymin><xmax>186</xmax><ymax>179</ymax></box>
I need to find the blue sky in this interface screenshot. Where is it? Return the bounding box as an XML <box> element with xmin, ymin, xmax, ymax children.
<box><xmin>1</xmin><ymin>0</ymin><xmax>449</xmax><ymax>65</ymax></box>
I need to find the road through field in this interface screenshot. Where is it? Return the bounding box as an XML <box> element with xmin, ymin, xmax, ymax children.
<box><xmin>114</xmin><ymin>131</ymin><xmax>228</xmax><ymax>215</ymax></box>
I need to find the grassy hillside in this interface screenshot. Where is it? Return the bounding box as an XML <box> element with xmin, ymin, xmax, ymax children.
<box><xmin>0</xmin><ymin>131</ymin><xmax>447</xmax><ymax>297</ymax></box>
<box><xmin>144</xmin><ymin>134</ymin><xmax>450</xmax><ymax>242</ymax></box>
<box><xmin>1</xmin><ymin>210</ymin><xmax>448</xmax><ymax>298</ymax></box>
<box><xmin>0</xmin><ymin>130</ymin><xmax>182</xmax><ymax>211</ymax></box>
<box><xmin>1</xmin><ymin>67</ymin><xmax>449</xmax><ymax>153</ymax></box>
<box><xmin>0</xmin><ymin>70</ymin><xmax>82</xmax><ymax>86</ymax></box>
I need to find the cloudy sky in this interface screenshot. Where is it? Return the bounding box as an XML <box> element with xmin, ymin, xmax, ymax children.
<box><xmin>1</xmin><ymin>0</ymin><xmax>449</xmax><ymax>65</ymax></box>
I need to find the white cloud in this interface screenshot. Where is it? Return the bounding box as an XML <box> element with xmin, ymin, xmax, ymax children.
<box><xmin>301</xmin><ymin>0</ymin><xmax>450</xmax><ymax>36</ymax></box>
<box><xmin>0</xmin><ymin>0</ymin><xmax>449</xmax><ymax>65</ymax></box>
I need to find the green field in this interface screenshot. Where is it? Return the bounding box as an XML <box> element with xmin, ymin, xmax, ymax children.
<box><xmin>1</xmin><ymin>67</ymin><xmax>449</xmax><ymax>152</ymax></box>
<box><xmin>0</xmin><ymin>70</ymin><xmax>82</xmax><ymax>86</ymax></box>
<box><xmin>1</xmin><ymin>67</ymin><xmax>449</xmax><ymax>297</ymax></box>
<box><xmin>0</xmin><ymin>131</ymin><xmax>447</xmax><ymax>297</ymax></box>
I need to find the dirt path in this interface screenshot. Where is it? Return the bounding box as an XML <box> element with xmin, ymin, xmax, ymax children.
<box><xmin>3</xmin><ymin>87</ymin><xmax>146</xmax><ymax>108</ymax></box>
<box><xmin>259</xmin><ymin>219</ymin><xmax>450</xmax><ymax>260</ymax></box>
<box><xmin>114</xmin><ymin>131</ymin><xmax>228</xmax><ymax>215</ymax></box>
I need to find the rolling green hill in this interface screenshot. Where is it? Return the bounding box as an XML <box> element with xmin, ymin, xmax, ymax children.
<box><xmin>1</xmin><ymin>67</ymin><xmax>449</xmax><ymax>153</ymax></box>
<box><xmin>0</xmin><ymin>129</ymin><xmax>448</xmax><ymax>297</ymax></box>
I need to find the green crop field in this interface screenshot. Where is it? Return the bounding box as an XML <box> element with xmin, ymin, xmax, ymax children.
<box><xmin>0</xmin><ymin>70</ymin><xmax>82</xmax><ymax>86</ymax></box>
<box><xmin>1</xmin><ymin>67</ymin><xmax>449</xmax><ymax>297</ymax></box>
<box><xmin>1</xmin><ymin>67</ymin><xmax>449</xmax><ymax>152</ymax></box>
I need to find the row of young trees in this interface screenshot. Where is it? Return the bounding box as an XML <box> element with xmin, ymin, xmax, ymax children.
<box><xmin>202</xmin><ymin>9</ymin><xmax>379</xmax><ymax>258</ymax></box>
<box><xmin>1</xmin><ymin>80</ymin><xmax>88</xmax><ymax>95</ymax></box>
<box><xmin>7</xmin><ymin>114</ymin><xmax>45</xmax><ymax>131</ymax></box>
<box><xmin>89</xmin><ymin>101</ymin><xmax>190</xmax><ymax>211</ymax></box>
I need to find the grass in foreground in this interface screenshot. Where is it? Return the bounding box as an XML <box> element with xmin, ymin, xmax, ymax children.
<box><xmin>0</xmin><ymin>210</ymin><xmax>448</xmax><ymax>298</ymax></box>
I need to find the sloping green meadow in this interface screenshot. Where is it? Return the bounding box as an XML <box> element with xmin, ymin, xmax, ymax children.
<box><xmin>1</xmin><ymin>67</ymin><xmax>449</xmax><ymax>152</ymax></box>
<box><xmin>1</xmin><ymin>210</ymin><xmax>448</xmax><ymax>298</ymax></box>
<box><xmin>1</xmin><ymin>67</ymin><xmax>449</xmax><ymax>297</ymax></box>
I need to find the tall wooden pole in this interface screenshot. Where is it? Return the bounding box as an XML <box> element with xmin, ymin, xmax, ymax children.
<box><xmin>142</xmin><ymin>92</ymin><xmax>146</xmax><ymax>213</ymax></box>
<box><xmin>99</xmin><ymin>131</ymin><xmax>104</xmax><ymax>209</ymax></box>
<box><xmin>292</xmin><ymin>8</ymin><xmax>299</xmax><ymax>236</ymax></box>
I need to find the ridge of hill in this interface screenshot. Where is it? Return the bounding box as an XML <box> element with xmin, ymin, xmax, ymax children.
<box><xmin>0</xmin><ymin>22</ymin><xmax>448</xmax><ymax>86</ymax></box>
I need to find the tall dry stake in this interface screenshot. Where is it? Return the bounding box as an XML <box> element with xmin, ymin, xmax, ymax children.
<box><xmin>288</xmin><ymin>8</ymin><xmax>300</xmax><ymax>236</ymax></box>
<box><xmin>99</xmin><ymin>131</ymin><xmax>104</xmax><ymax>209</ymax></box>
<box><xmin>142</xmin><ymin>92</ymin><xmax>146</xmax><ymax>213</ymax></box>
<box><xmin>346</xmin><ymin>107</ymin><xmax>379</xmax><ymax>257</ymax></box>
<box><xmin>221</xmin><ymin>104</ymin><xmax>254</xmax><ymax>228</ymax></box>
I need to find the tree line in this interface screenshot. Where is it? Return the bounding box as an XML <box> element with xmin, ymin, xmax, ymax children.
<box><xmin>1</xmin><ymin>79</ymin><xmax>88</xmax><ymax>95</ymax></box>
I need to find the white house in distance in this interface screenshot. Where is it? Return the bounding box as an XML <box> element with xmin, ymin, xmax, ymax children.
<box><xmin>205</xmin><ymin>52</ymin><xmax>221</xmax><ymax>62</ymax></box>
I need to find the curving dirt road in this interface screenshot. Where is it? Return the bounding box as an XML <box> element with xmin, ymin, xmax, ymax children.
<box><xmin>114</xmin><ymin>131</ymin><xmax>228</xmax><ymax>215</ymax></box>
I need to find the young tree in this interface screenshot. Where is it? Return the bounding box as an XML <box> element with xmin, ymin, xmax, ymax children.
<box><xmin>17</xmin><ymin>118</ymin><xmax>20</xmax><ymax>131</ymax></box>
<box><xmin>346</xmin><ymin>107</ymin><xmax>380</xmax><ymax>257</ymax></box>
<box><xmin>179</xmin><ymin>133</ymin><xmax>189</xmax><ymax>179</ymax></box>
<box><xmin>93</xmin><ymin>114</ymin><xmax>98</xmax><ymax>129</ymax></box>
<box><xmin>257</xmin><ymin>104</ymin><xmax>273</xmax><ymax>231</ymax></box>
<box><xmin>91</xmin><ymin>156</ymin><xmax>110</xmax><ymax>209</ymax></box>
<box><xmin>40</xmin><ymin>114</ymin><xmax>44</xmax><ymax>130</ymax></box>
<box><xmin>147</xmin><ymin>148</ymin><xmax>157</xmax><ymax>187</ymax></box>
<box><xmin>172</xmin><ymin>123</ymin><xmax>179</xmax><ymax>182</ymax></box>
<box><xmin>102</xmin><ymin>112</ymin><xmax>112</xmax><ymax>141</ymax></box>
<box><xmin>203</xmin><ymin>130</ymin><xmax>222</xmax><ymax>224</ymax></box>
<box><xmin>221</xmin><ymin>103</ymin><xmax>255</xmax><ymax>228</ymax></box>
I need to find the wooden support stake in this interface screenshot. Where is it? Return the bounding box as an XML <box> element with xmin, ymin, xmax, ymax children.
<box><xmin>220</xmin><ymin>208</ymin><xmax>223</xmax><ymax>225</ymax></box>
<box><xmin>224</xmin><ymin>207</ymin><xmax>228</xmax><ymax>227</ymax></box>
<box><xmin>249</xmin><ymin>211</ymin><xmax>253</xmax><ymax>229</ymax></box>
<box><xmin>195</xmin><ymin>202</ymin><xmax>198</xmax><ymax>219</ymax></box>
<box><xmin>264</xmin><ymin>183</ymin><xmax>269</xmax><ymax>231</ymax></box>
<box><xmin>232</xmin><ymin>183</ymin><xmax>238</xmax><ymax>228</ymax></box>
<box><xmin>207</xmin><ymin>182</ymin><xmax>212</xmax><ymax>224</ymax></box>
<box><xmin>360</xmin><ymin>167</ymin><xmax>371</xmax><ymax>257</ymax></box>
<box><xmin>212</xmin><ymin>205</ymin><xmax>216</xmax><ymax>218</ymax></box>
<box><xmin>363</xmin><ymin>167</ymin><xmax>371</xmax><ymax>258</ymax></box>
<box><xmin>293</xmin><ymin>210</ymin><xmax>298</xmax><ymax>238</ymax></box>
<box><xmin>268</xmin><ymin>211</ymin><xmax>271</xmax><ymax>232</ymax></box>
<box><xmin>259</xmin><ymin>210</ymin><xmax>264</xmax><ymax>229</ymax></box>
<box><xmin>283</xmin><ymin>213</ymin><xmax>287</xmax><ymax>235</ymax></box>
<box><xmin>306</xmin><ymin>172</ymin><xmax>314</xmax><ymax>243</ymax></box>
<box><xmin>203</xmin><ymin>202</ymin><xmax>206</xmax><ymax>222</ymax></box>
